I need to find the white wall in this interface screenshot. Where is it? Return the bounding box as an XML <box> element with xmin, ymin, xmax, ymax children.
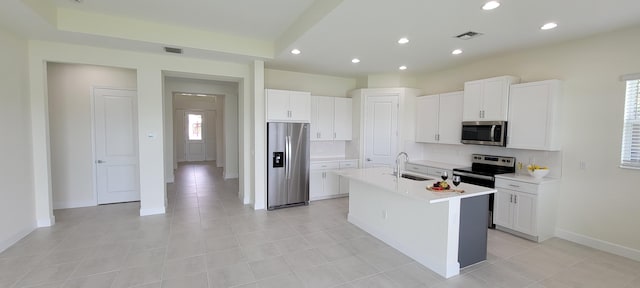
<box><xmin>47</xmin><ymin>63</ymin><xmax>137</xmax><ymax>209</ymax></box>
<box><xmin>265</xmin><ymin>69</ymin><xmax>357</xmax><ymax>96</ymax></box>
<box><xmin>415</xmin><ymin>25</ymin><xmax>640</xmax><ymax>256</ymax></box>
<box><xmin>0</xmin><ymin>27</ymin><xmax>35</xmax><ymax>252</ymax></box>
<box><xmin>29</xmin><ymin>40</ymin><xmax>251</xmax><ymax>222</ymax></box>
<box><xmin>163</xmin><ymin>77</ymin><xmax>239</xmax><ymax>182</ymax></box>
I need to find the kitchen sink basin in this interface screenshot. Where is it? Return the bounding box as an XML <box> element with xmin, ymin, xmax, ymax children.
<box><xmin>401</xmin><ymin>173</ymin><xmax>433</xmax><ymax>181</ymax></box>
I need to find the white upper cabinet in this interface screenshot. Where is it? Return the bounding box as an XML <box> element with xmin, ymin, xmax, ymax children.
<box><xmin>416</xmin><ymin>91</ymin><xmax>463</xmax><ymax>144</ymax></box>
<box><xmin>333</xmin><ymin>97</ymin><xmax>353</xmax><ymax>140</ymax></box>
<box><xmin>310</xmin><ymin>96</ymin><xmax>352</xmax><ymax>141</ymax></box>
<box><xmin>416</xmin><ymin>94</ymin><xmax>439</xmax><ymax>143</ymax></box>
<box><xmin>463</xmin><ymin>76</ymin><xmax>519</xmax><ymax>121</ymax></box>
<box><xmin>266</xmin><ymin>89</ymin><xmax>311</xmax><ymax>122</ymax></box>
<box><xmin>311</xmin><ymin>96</ymin><xmax>334</xmax><ymax>140</ymax></box>
<box><xmin>507</xmin><ymin>80</ymin><xmax>562</xmax><ymax>151</ymax></box>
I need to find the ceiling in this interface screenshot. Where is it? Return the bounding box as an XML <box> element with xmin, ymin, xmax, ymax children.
<box><xmin>2</xmin><ymin>0</ymin><xmax>640</xmax><ymax>77</ymax></box>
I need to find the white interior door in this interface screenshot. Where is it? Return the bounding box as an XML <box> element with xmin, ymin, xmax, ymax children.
<box><xmin>364</xmin><ymin>95</ymin><xmax>398</xmax><ymax>168</ymax></box>
<box><xmin>94</xmin><ymin>88</ymin><xmax>140</xmax><ymax>204</ymax></box>
<box><xmin>185</xmin><ymin>111</ymin><xmax>206</xmax><ymax>161</ymax></box>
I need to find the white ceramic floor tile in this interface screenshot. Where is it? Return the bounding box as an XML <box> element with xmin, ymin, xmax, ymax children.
<box><xmin>3</xmin><ymin>163</ymin><xmax>639</xmax><ymax>288</ymax></box>
<box><xmin>248</xmin><ymin>256</ymin><xmax>292</xmax><ymax>280</ymax></box>
<box><xmin>204</xmin><ymin>247</ymin><xmax>248</xmax><ymax>270</ymax></box>
<box><xmin>162</xmin><ymin>255</ymin><xmax>207</xmax><ymax>280</ymax></box>
<box><xmin>161</xmin><ymin>272</ymin><xmax>208</xmax><ymax>288</ymax></box>
<box><xmin>63</xmin><ymin>271</ymin><xmax>118</xmax><ymax>288</ymax></box>
<box><xmin>207</xmin><ymin>262</ymin><xmax>255</xmax><ymax>288</ymax></box>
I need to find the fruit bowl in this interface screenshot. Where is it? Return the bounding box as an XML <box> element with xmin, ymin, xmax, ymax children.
<box><xmin>527</xmin><ymin>168</ymin><xmax>549</xmax><ymax>179</ymax></box>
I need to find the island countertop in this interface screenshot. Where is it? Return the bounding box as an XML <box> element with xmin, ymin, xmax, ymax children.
<box><xmin>335</xmin><ymin>167</ymin><xmax>496</xmax><ymax>204</ymax></box>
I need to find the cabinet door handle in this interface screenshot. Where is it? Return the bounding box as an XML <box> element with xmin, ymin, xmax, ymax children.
<box><xmin>514</xmin><ymin>195</ymin><xmax>518</xmax><ymax>204</ymax></box>
<box><xmin>479</xmin><ymin>110</ymin><xmax>483</xmax><ymax>118</ymax></box>
<box><xmin>334</xmin><ymin>132</ymin><xmax>336</xmax><ymax>139</ymax></box>
<box><xmin>510</xmin><ymin>194</ymin><xmax>513</xmax><ymax>203</ymax></box>
<box><xmin>508</xmin><ymin>184</ymin><xmax>520</xmax><ymax>188</ymax></box>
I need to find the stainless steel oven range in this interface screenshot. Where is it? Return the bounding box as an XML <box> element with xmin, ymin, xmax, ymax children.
<box><xmin>453</xmin><ymin>154</ymin><xmax>515</xmax><ymax>228</ymax></box>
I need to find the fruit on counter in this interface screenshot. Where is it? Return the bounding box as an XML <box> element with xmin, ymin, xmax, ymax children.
<box><xmin>527</xmin><ymin>164</ymin><xmax>548</xmax><ymax>171</ymax></box>
<box><xmin>431</xmin><ymin>181</ymin><xmax>450</xmax><ymax>189</ymax></box>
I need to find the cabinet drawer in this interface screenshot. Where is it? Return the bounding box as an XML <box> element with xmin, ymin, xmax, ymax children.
<box><xmin>311</xmin><ymin>162</ymin><xmax>339</xmax><ymax>170</ymax></box>
<box><xmin>406</xmin><ymin>163</ymin><xmax>429</xmax><ymax>175</ymax></box>
<box><xmin>495</xmin><ymin>178</ymin><xmax>538</xmax><ymax>194</ymax></box>
<box><xmin>339</xmin><ymin>160</ymin><xmax>358</xmax><ymax>169</ymax></box>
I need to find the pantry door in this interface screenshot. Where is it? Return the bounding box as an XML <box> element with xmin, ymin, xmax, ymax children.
<box><xmin>364</xmin><ymin>95</ymin><xmax>398</xmax><ymax>168</ymax></box>
<box><xmin>93</xmin><ymin>88</ymin><xmax>140</xmax><ymax>204</ymax></box>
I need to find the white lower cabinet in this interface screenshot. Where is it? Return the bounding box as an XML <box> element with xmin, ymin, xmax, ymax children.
<box><xmin>405</xmin><ymin>163</ymin><xmax>452</xmax><ymax>179</ymax></box>
<box><xmin>494</xmin><ymin>177</ymin><xmax>559</xmax><ymax>242</ymax></box>
<box><xmin>310</xmin><ymin>159</ymin><xmax>358</xmax><ymax>201</ymax></box>
<box><xmin>493</xmin><ymin>189</ymin><xmax>537</xmax><ymax>236</ymax></box>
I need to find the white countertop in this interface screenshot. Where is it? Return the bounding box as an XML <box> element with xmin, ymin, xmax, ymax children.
<box><xmin>495</xmin><ymin>173</ymin><xmax>560</xmax><ymax>184</ymax></box>
<box><xmin>407</xmin><ymin>160</ymin><xmax>467</xmax><ymax>171</ymax></box>
<box><xmin>311</xmin><ymin>157</ymin><xmax>358</xmax><ymax>162</ymax></box>
<box><xmin>335</xmin><ymin>167</ymin><xmax>496</xmax><ymax>204</ymax></box>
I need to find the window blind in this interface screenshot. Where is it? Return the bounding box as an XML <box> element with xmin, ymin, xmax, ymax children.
<box><xmin>621</xmin><ymin>78</ymin><xmax>640</xmax><ymax>168</ymax></box>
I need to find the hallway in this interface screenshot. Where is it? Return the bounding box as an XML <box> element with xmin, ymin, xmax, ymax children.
<box><xmin>1</xmin><ymin>162</ymin><xmax>639</xmax><ymax>287</ymax></box>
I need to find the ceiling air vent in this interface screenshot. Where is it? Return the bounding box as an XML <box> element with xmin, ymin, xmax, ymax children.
<box><xmin>455</xmin><ymin>31</ymin><xmax>483</xmax><ymax>40</ymax></box>
<box><xmin>164</xmin><ymin>47</ymin><xmax>183</xmax><ymax>54</ymax></box>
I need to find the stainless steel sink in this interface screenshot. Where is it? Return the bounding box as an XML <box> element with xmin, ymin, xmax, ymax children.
<box><xmin>401</xmin><ymin>173</ymin><xmax>433</xmax><ymax>181</ymax></box>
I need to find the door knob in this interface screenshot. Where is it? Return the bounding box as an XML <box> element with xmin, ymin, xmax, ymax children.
<box><xmin>96</xmin><ymin>160</ymin><xmax>105</xmax><ymax>164</ymax></box>
<box><xmin>366</xmin><ymin>158</ymin><xmax>372</xmax><ymax>162</ymax></box>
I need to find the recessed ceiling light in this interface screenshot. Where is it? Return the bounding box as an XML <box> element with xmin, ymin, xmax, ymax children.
<box><xmin>399</xmin><ymin>66</ymin><xmax>407</xmax><ymax>70</ymax></box>
<box><xmin>351</xmin><ymin>58</ymin><xmax>360</xmax><ymax>63</ymax></box>
<box><xmin>482</xmin><ymin>1</ymin><xmax>500</xmax><ymax>10</ymax></box>
<box><xmin>540</xmin><ymin>22</ymin><xmax>558</xmax><ymax>30</ymax></box>
<box><xmin>452</xmin><ymin>49</ymin><xmax>463</xmax><ymax>55</ymax></box>
<box><xmin>291</xmin><ymin>49</ymin><xmax>301</xmax><ymax>55</ymax></box>
<box><xmin>398</xmin><ymin>37</ymin><xmax>410</xmax><ymax>44</ymax></box>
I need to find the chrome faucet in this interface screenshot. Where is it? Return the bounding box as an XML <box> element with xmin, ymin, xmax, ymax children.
<box><xmin>395</xmin><ymin>152</ymin><xmax>409</xmax><ymax>182</ymax></box>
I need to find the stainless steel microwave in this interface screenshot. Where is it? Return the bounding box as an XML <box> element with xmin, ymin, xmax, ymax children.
<box><xmin>461</xmin><ymin>121</ymin><xmax>507</xmax><ymax>146</ymax></box>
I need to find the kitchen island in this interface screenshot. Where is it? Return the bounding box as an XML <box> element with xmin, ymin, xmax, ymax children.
<box><xmin>335</xmin><ymin>167</ymin><xmax>496</xmax><ymax>278</ymax></box>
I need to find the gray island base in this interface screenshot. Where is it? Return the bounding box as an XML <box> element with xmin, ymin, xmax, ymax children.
<box><xmin>337</xmin><ymin>167</ymin><xmax>496</xmax><ymax>278</ymax></box>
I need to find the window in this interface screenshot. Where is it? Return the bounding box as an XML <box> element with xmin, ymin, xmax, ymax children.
<box><xmin>188</xmin><ymin>113</ymin><xmax>203</xmax><ymax>140</ymax></box>
<box><xmin>621</xmin><ymin>77</ymin><xmax>640</xmax><ymax>169</ymax></box>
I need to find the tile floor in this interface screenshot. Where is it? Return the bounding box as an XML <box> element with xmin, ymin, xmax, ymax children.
<box><xmin>1</xmin><ymin>162</ymin><xmax>639</xmax><ymax>288</ymax></box>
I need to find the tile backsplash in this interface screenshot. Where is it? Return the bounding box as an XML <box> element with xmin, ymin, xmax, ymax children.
<box><xmin>420</xmin><ymin>143</ymin><xmax>563</xmax><ymax>178</ymax></box>
<box><xmin>311</xmin><ymin>141</ymin><xmax>347</xmax><ymax>158</ymax></box>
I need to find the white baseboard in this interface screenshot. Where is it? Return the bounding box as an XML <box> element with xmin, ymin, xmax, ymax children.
<box><xmin>36</xmin><ymin>215</ymin><xmax>55</xmax><ymax>227</ymax></box>
<box><xmin>140</xmin><ymin>206</ymin><xmax>166</xmax><ymax>216</ymax></box>
<box><xmin>0</xmin><ymin>225</ymin><xmax>35</xmax><ymax>253</ymax></box>
<box><xmin>555</xmin><ymin>228</ymin><xmax>640</xmax><ymax>262</ymax></box>
<box><xmin>53</xmin><ymin>200</ymin><xmax>96</xmax><ymax>210</ymax></box>
<box><xmin>224</xmin><ymin>172</ymin><xmax>239</xmax><ymax>180</ymax></box>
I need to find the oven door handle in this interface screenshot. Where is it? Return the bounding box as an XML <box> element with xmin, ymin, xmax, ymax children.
<box><xmin>453</xmin><ymin>171</ymin><xmax>495</xmax><ymax>181</ymax></box>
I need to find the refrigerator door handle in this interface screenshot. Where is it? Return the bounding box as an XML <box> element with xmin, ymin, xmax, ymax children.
<box><xmin>286</xmin><ymin>135</ymin><xmax>291</xmax><ymax>179</ymax></box>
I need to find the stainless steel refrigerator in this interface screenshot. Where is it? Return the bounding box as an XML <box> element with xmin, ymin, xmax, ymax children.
<box><xmin>267</xmin><ymin>122</ymin><xmax>310</xmax><ymax>210</ymax></box>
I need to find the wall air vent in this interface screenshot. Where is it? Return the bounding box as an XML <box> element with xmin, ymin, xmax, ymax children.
<box><xmin>455</xmin><ymin>31</ymin><xmax>483</xmax><ymax>40</ymax></box>
<box><xmin>164</xmin><ymin>47</ymin><xmax>183</xmax><ymax>54</ymax></box>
